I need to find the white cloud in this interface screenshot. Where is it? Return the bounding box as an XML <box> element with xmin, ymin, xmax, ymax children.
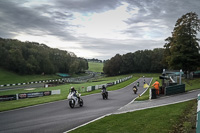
<box><xmin>0</xmin><ymin>0</ymin><xmax>200</xmax><ymax>60</ymax></box>
<box><xmin>70</xmin><ymin>2</ymin><xmax>137</xmax><ymax>39</ymax></box>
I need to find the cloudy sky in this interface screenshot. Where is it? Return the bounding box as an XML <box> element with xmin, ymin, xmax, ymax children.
<box><xmin>0</xmin><ymin>0</ymin><xmax>200</xmax><ymax>60</ymax></box>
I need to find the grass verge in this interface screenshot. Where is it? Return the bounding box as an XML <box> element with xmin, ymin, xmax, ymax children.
<box><xmin>0</xmin><ymin>68</ymin><xmax>60</xmax><ymax>85</ymax></box>
<box><xmin>88</xmin><ymin>62</ymin><xmax>103</xmax><ymax>72</ymax></box>
<box><xmin>70</xmin><ymin>100</ymin><xmax>196</xmax><ymax>133</ymax></box>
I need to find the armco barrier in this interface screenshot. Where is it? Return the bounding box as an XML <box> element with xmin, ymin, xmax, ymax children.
<box><xmin>197</xmin><ymin>94</ymin><xmax>200</xmax><ymax>133</ymax></box>
<box><xmin>0</xmin><ymin>74</ymin><xmax>94</xmax><ymax>88</ymax></box>
<box><xmin>86</xmin><ymin>75</ymin><xmax>132</xmax><ymax>92</ymax></box>
<box><xmin>0</xmin><ymin>90</ymin><xmax>60</xmax><ymax>101</ymax></box>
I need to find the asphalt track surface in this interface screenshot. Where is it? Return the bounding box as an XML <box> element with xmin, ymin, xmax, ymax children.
<box><xmin>0</xmin><ymin>78</ymin><xmax>152</xmax><ymax>133</ymax></box>
<box><xmin>0</xmin><ymin>83</ymin><xmax>45</xmax><ymax>91</ymax></box>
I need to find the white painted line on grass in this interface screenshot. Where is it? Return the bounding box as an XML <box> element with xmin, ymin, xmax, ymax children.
<box><xmin>114</xmin><ymin>97</ymin><xmax>196</xmax><ymax>115</ymax></box>
<box><xmin>64</xmin><ymin>113</ymin><xmax>112</xmax><ymax>133</ymax></box>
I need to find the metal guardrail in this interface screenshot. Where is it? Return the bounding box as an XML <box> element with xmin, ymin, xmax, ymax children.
<box><xmin>86</xmin><ymin>75</ymin><xmax>133</xmax><ymax>92</ymax></box>
<box><xmin>0</xmin><ymin>74</ymin><xmax>95</xmax><ymax>88</ymax></box>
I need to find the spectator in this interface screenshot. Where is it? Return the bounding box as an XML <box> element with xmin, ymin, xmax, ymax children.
<box><xmin>152</xmin><ymin>80</ymin><xmax>160</xmax><ymax>95</ymax></box>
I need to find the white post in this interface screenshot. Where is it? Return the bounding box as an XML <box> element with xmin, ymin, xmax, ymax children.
<box><xmin>179</xmin><ymin>69</ymin><xmax>182</xmax><ymax>84</ymax></box>
<box><xmin>16</xmin><ymin>94</ymin><xmax>19</xmax><ymax>100</ymax></box>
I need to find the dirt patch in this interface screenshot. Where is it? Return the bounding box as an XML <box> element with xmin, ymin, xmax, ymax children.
<box><xmin>170</xmin><ymin>100</ymin><xmax>197</xmax><ymax>133</ymax></box>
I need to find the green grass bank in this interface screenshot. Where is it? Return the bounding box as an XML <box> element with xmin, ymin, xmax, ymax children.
<box><xmin>70</xmin><ymin>100</ymin><xmax>197</xmax><ymax>133</ymax></box>
<box><xmin>88</xmin><ymin>62</ymin><xmax>103</xmax><ymax>72</ymax></box>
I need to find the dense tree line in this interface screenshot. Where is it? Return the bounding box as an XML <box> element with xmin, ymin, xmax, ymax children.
<box><xmin>87</xmin><ymin>58</ymin><xmax>102</xmax><ymax>63</ymax></box>
<box><xmin>0</xmin><ymin>38</ymin><xmax>88</xmax><ymax>75</ymax></box>
<box><xmin>103</xmin><ymin>48</ymin><xmax>165</xmax><ymax>76</ymax></box>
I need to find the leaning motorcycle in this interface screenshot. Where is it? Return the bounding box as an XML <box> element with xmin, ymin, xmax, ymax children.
<box><xmin>67</xmin><ymin>92</ymin><xmax>83</xmax><ymax>108</ymax></box>
<box><xmin>102</xmin><ymin>89</ymin><xmax>108</xmax><ymax>99</ymax></box>
<box><xmin>133</xmin><ymin>87</ymin><xmax>137</xmax><ymax>94</ymax></box>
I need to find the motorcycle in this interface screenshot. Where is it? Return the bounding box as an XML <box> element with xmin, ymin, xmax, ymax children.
<box><xmin>102</xmin><ymin>89</ymin><xmax>108</xmax><ymax>99</ymax></box>
<box><xmin>137</xmin><ymin>82</ymin><xmax>139</xmax><ymax>87</ymax></box>
<box><xmin>67</xmin><ymin>91</ymin><xmax>83</xmax><ymax>108</ymax></box>
<box><xmin>133</xmin><ymin>87</ymin><xmax>137</xmax><ymax>94</ymax></box>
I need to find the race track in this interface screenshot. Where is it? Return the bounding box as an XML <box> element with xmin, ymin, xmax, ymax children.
<box><xmin>0</xmin><ymin>78</ymin><xmax>152</xmax><ymax>133</ymax></box>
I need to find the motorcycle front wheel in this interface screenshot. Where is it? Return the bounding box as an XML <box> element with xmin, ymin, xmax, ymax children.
<box><xmin>79</xmin><ymin>98</ymin><xmax>83</xmax><ymax>107</ymax></box>
<box><xmin>69</xmin><ymin>99</ymin><xmax>75</xmax><ymax>108</ymax></box>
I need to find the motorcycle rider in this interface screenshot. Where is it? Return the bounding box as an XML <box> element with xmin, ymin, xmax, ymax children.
<box><xmin>70</xmin><ymin>87</ymin><xmax>80</xmax><ymax>102</ymax></box>
<box><xmin>102</xmin><ymin>85</ymin><xmax>107</xmax><ymax>93</ymax></box>
<box><xmin>133</xmin><ymin>84</ymin><xmax>138</xmax><ymax>91</ymax></box>
<box><xmin>137</xmin><ymin>81</ymin><xmax>139</xmax><ymax>87</ymax></box>
<box><xmin>143</xmin><ymin>79</ymin><xmax>146</xmax><ymax>84</ymax></box>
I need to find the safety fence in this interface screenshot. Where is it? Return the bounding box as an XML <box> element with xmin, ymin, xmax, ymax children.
<box><xmin>0</xmin><ymin>74</ymin><xmax>94</xmax><ymax>88</ymax></box>
<box><xmin>197</xmin><ymin>94</ymin><xmax>200</xmax><ymax>133</ymax></box>
<box><xmin>86</xmin><ymin>75</ymin><xmax>133</xmax><ymax>92</ymax></box>
<box><xmin>0</xmin><ymin>89</ymin><xmax>60</xmax><ymax>102</ymax></box>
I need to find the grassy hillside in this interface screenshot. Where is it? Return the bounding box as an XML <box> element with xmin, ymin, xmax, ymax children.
<box><xmin>88</xmin><ymin>62</ymin><xmax>103</xmax><ymax>72</ymax></box>
<box><xmin>0</xmin><ymin>61</ymin><xmax>103</xmax><ymax>84</ymax></box>
<box><xmin>0</xmin><ymin>68</ymin><xmax>60</xmax><ymax>85</ymax></box>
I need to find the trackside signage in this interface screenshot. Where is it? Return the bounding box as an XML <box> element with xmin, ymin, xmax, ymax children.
<box><xmin>0</xmin><ymin>95</ymin><xmax>17</xmax><ymax>101</ymax></box>
<box><xmin>0</xmin><ymin>90</ymin><xmax>58</xmax><ymax>101</ymax></box>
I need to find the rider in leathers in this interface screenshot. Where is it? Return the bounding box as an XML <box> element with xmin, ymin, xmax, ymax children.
<box><xmin>70</xmin><ymin>87</ymin><xmax>80</xmax><ymax>102</ymax></box>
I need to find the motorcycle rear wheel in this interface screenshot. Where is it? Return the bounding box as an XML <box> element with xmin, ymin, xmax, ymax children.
<box><xmin>102</xmin><ymin>94</ymin><xmax>105</xmax><ymax>99</ymax></box>
<box><xmin>105</xmin><ymin>92</ymin><xmax>108</xmax><ymax>99</ymax></box>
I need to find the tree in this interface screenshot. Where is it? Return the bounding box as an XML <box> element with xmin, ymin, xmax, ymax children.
<box><xmin>150</xmin><ymin>48</ymin><xmax>165</xmax><ymax>72</ymax></box>
<box><xmin>120</xmin><ymin>53</ymin><xmax>135</xmax><ymax>74</ymax></box>
<box><xmin>164</xmin><ymin>12</ymin><xmax>200</xmax><ymax>75</ymax></box>
<box><xmin>0</xmin><ymin>38</ymin><xmax>88</xmax><ymax>75</ymax></box>
<box><xmin>103</xmin><ymin>49</ymin><xmax>165</xmax><ymax>76</ymax></box>
<box><xmin>103</xmin><ymin>54</ymin><xmax>122</xmax><ymax>76</ymax></box>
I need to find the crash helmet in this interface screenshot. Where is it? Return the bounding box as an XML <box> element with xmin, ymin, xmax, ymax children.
<box><xmin>71</xmin><ymin>86</ymin><xmax>75</xmax><ymax>91</ymax></box>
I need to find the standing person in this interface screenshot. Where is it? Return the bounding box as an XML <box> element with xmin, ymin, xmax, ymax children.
<box><xmin>152</xmin><ymin>80</ymin><xmax>160</xmax><ymax>95</ymax></box>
